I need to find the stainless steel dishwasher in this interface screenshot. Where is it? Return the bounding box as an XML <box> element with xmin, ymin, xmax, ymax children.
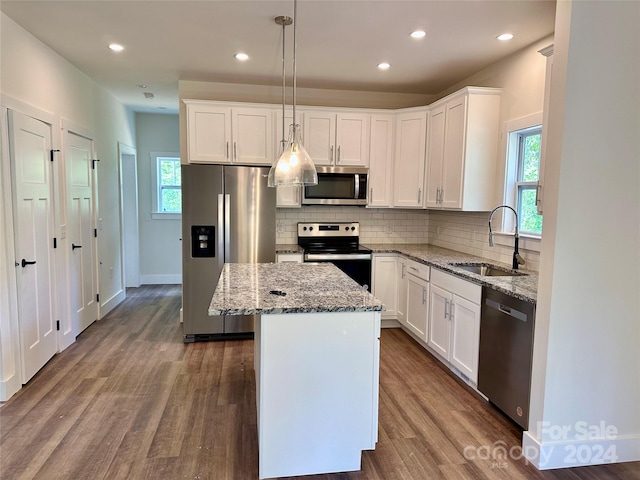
<box><xmin>478</xmin><ymin>288</ymin><xmax>536</xmax><ymax>429</ymax></box>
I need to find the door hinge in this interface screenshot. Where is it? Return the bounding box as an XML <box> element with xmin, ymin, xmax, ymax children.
<box><xmin>56</xmin><ymin>320</ymin><xmax>60</xmax><ymax>331</ymax></box>
<box><xmin>53</xmin><ymin>237</ymin><xmax>57</xmax><ymax>249</ymax></box>
<box><xmin>94</xmin><ymin>228</ymin><xmax>98</xmax><ymax>238</ymax></box>
<box><xmin>50</xmin><ymin>149</ymin><xmax>60</xmax><ymax>162</ymax></box>
<box><xmin>96</xmin><ymin>293</ymin><xmax>100</xmax><ymax>302</ymax></box>
<box><xmin>92</xmin><ymin>159</ymin><xmax>100</xmax><ymax>170</ymax></box>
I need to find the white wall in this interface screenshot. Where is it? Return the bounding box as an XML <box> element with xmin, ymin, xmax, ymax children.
<box><xmin>0</xmin><ymin>13</ymin><xmax>135</xmax><ymax>400</ymax></box>
<box><xmin>524</xmin><ymin>0</ymin><xmax>640</xmax><ymax>468</ymax></box>
<box><xmin>135</xmin><ymin>113</ymin><xmax>182</xmax><ymax>284</ymax></box>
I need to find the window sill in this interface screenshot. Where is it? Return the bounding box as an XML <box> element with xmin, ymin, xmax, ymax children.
<box><xmin>152</xmin><ymin>212</ymin><xmax>181</xmax><ymax>220</ymax></box>
<box><xmin>492</xmin><ymin>232</ymin><xmax>541</xmax><ymax>253</ymax></box>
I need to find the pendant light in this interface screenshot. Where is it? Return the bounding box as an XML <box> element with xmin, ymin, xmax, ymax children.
<box><xmin>267</xmin><ymin>0</ymin><xmax>317</xmax><ymax>187</ymax></box>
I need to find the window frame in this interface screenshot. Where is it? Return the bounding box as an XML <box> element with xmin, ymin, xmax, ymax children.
<box><xmin>496</xmin><ymin>113</ymin><xmax>543</xmax><ymax>252</ymax></box>
<box><xmin>150</xmin><ymin>152</ymin><xmax>181</xmax><ymax>220</ymax></box>
<box><xmin>514</xmin><ymin>126</ymin><xmax>543</xmax><ymax>236</ymax></box>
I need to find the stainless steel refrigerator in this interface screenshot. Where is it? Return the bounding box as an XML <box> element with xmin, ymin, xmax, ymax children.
<box><xmin>181</xmin><ymin>164</ymin><xmax>276</xmax><ymax>342</ymax></box>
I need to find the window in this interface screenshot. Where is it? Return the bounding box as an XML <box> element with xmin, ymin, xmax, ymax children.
<box><xmin>514</xmin><ymin>127</ymin><xmax>543</xmax><ymax>235</ymax></box>
<box><xmin>151</xmin><ymin>152</ymin><xmax>181</xmax><ymax>218</ymax></box>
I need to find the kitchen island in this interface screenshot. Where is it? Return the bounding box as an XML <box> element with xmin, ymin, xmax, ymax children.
<box><xmin>209</xmin><ymin>263</ymin><xmax>384</xmax><ymax>479</ymax></box>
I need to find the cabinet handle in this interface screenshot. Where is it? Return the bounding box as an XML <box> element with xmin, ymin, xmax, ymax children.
<box><xmin>450</xmin><ymin>302</ymin><xmax>455</xmax><ymax>321</ymax></box>
<box><xmin>370</xmin><ymin>188</ymin><xmax>373</xmax><ymax>200</ymax></box>
<box><xmin>418</xmin><ymin>188</ymin><xmax>422</xmax><ymax>203</ymax></box>
<box><xmin>437</xmin><ymin>187</ymin><xmax>442</xmax><ymax>204</ymax></box>
<box><xmin>440</xmin><ymin>188</ymin><xmax>444</xmax><ymax>204</ymax></box>
<box><xmin>409</xmin><ymin>266</ymin><xmax>418</xmax><ymax>272</ymax></box>
<box><xmin>330</xmin><ymin>145</ymin><xmax>334</xmax><ymax>163</ymax></box>
<box><xmin>444</xmin><ymin>299</ymin><xmax>449</xmax><ymax>319</ymax></box>
<box><xmin>226</xmin><ymin>142</ymin><xmax>229</xmax><ymax>159</ymax></box>
<box><xmin>337</xmin><ymin>145</ymin><xmax>341</xmax><ymax>164</ymax></box>
<box><xmin>422</xmin><ymin>287</ymin><xmax>426</xmax><ymax>305</ymax></box>
<box><xmin>72</xmin><ymin>243</ymin><xmax>82</xmax><ymax>250</ymax></box>
<box><xmin>233</xmin><ymin>142</ymin><xmax>237</xmax><ymax>159</ymax></box>
<box><xmin>401</xmin><ymin>263</ymin><xmax>405</xmax><ymax>278</ymax></box>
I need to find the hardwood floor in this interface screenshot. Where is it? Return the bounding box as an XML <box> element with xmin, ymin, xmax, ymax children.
<box><xmin>1</xmin><ymin>285</ymin><xmax>638</xmax><ymax>480</ymax></box>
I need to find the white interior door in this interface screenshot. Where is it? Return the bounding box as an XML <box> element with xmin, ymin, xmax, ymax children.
<box><xmin>66</xmin><ymin>130</ymin><xmax>98</xmax><ymax>332</ymax></box>
<box><xmin>119</xmin><ymin>144</ymin><xmax>139</xmax><ymax>288</ymax></box>
<box><xmin>8</xmin><ymin>110</ymin><xmax>57</xmax><ymax>383</ymax></box>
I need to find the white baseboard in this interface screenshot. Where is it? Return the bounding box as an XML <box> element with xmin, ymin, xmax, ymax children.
<box><xmin>100</xmin><ymin>289</ymin><xmax>126</xmax><ymax>318</ymax></box>
<box><xmin>139</xmin><ymin>274</ymin><xmax>182</xmax><ymax>285</ymax></box>
<box><xmin>381</xmin><ymin>319</ymin><xmax>400</xmax><ymax>329</ymax></box>
<box><xmin>522</xmin><ymin>430</ymin><xmax>640</xmax><ymax>469</ymax></box>
<box><xmin>0</xmin><ymin>372</ymin><xmax>22</xmax><ymax>402</ymax></box>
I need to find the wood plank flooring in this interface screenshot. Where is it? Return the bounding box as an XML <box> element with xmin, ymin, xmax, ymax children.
<box><xmin>1</xmin><ymin>285</ymin><xmax>638</xmax><ymax>480</ymax></box>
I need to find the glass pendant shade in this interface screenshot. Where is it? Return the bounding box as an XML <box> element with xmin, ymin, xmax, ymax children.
<box><xmin>267</xmin><ymin>124</ymin><xmax>318</xmax><ymax>187</ymax></box>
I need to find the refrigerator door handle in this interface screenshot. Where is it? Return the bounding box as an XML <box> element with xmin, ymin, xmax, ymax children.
<box><xmin>224</xmin><ymin>193</ymin><xmax>231</xmax><ymax>262</ymax></box>
<box><xmin>217</xmin><ymin>194</ymin><xmax>225</xmax><ymax>270</ymax></box>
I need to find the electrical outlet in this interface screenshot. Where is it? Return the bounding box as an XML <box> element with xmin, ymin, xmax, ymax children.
<box><xmin>277</xmin><ymin>222</ymin><xmax>285</xmax><ymax>234</ymax></box>
<box><xmin>436</xmin><ymin>225</ymin><xmax>441</xmax><ymax>236</ymax></box>
<box><xmin>386</xmin><ymin>223</ymin><xmax>393</xmax><ymax>234</ymax></box>
<box><xmin>60</xmin><ymin>224</ymin><xmax>66</xmax><ymax>239</ymax></box>
<box><xmin>98</xmin><ymin>218</ymin><xmax>104</xmax><ymax>230</ymax></box>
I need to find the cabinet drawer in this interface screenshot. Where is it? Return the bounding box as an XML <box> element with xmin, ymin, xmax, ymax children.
<box><xmin>405</xmin><ymin>259</ymin><xmax>430</xmax><ymax>281</ymax></box>
<box><xmin>431</xmin><ymin>268</ymin><xmax>481</xmax><ymax>304</ymax></box>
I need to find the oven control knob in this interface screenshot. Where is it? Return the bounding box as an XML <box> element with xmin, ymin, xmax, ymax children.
<box><xmin>345</xmin><ymin>226</ymin><xmax>349</xmax><ymax>231</ymax></box>
<box><xmin>309</xmin><ymin>227</ymin><xmax>313</xmax><ymax>231</ymax></box>
<box><xmin>303</xmin><ymin>226</ymin><xmax>307</xmax><ymax>231</ymax></box>
<box><xmin>351</xmin><ymin>226</ymin><xmax>356</xmax><ymax>231</ymax></box>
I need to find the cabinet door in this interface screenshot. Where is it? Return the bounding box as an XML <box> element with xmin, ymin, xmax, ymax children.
<box><xmin>336</xmin><ymin>113</ymin><xmax>370</xmax><ymax>167</ymax></box>
<box><xmin>428</xmin><ymin>283</ymin><xmax>451</xmax><ymax>359</ymax></box>
<box><xmin>372</xmin><ymin>255</ymin><xmax>397</xmax><ymax>319</ymax></box>
<box><xmin>393</xmin><ymin>111</ymin><xmax>427</xmax><ymax>208</ymax></box>
<box><xmin>425</xmin><ymin>104</ymin><xmax>445</xmax><ymax>207</ymax></box>
<box><xmin>232</xmin><ymin>108</ymin><xmax>273</xmax><ymax>165</ymax></box>
<box><xmin>368</xmin><ymin>114</ymin><xmax>394</xmax><ymax>207</ymax></box>
<box><xmin>396</xmin><ymin>259</ymin><xmax>408</xmax><ymax>326</ymax></box>
<box><xmin>186</xmin><ymin>104</ymin><xmax>232</xmax><ymax>163</ymax></box>
<box><xmin>303</xmin><ymin>111</ymin><xmax>335</xmax><ymax>165</ymax></box>
<box><xmin>450</xmin><ymin>294</ymin><xmax>480</xmax><ymax>383</ymax></box>
<box><xmin>405</xmin><ymin>273</ymin><xmax>428</xmax><ymax>341</ymax></box>
<box><xmin>440</xmin><ymin>97</ymin><xmax>467</xmax><ymax>208</ymax></box>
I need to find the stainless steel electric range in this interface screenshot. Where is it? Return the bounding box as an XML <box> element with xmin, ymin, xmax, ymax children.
<box><xmin>297</xmin><ymin>222</ymin><xmax>372</xmax><ymax>291</ymax></box>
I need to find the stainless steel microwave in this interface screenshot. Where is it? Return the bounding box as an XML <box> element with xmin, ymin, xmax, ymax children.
<box><xmin>302</xmin><ymin>166</ymin><xmax>368</xmax><ymax>206</ymax></box>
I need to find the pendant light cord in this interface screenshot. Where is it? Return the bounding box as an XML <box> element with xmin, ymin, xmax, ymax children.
<box><xmin>292</xmin><ymin>0</ymin><xmax>297</xmax><ymax>131</ymax></box>
<box><xmin>281</xmin><ymin>20</ymin><xmax>286</xmax><ymax>150</ymax></box>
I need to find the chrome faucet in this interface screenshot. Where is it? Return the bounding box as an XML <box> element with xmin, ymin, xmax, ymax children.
<box><xmin>488</xmin><ymin>205</ymin><xmax>525</xmax><ymax>270</ymax></box>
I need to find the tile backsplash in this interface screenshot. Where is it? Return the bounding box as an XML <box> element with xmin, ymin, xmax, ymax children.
<box><xmin>276</xmin><ymin>207</ymin><xmax>540</xmax><ymax>272</ymax></box>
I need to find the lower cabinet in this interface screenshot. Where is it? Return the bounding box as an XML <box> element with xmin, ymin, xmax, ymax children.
<box><xmin>428</xmin><ymin>268</ymin><xmax>481</xmax><ymax>384</ymax></box>
<box><xmin>396</xmin><ymin>258</ymin><xmax>429</xmax><ymax>341</ymax></box>
<box><xmin>372</xmin><ymin>255</ymin><xmax>397</xmax><ymax>320</ymax></box>
<box><xmin>276</xmin><ymin>253</ymin><xmax>303</xmax><ymax>263</ymax></box>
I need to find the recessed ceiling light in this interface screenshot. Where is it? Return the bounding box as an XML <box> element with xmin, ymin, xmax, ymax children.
<box><xmin>377</xmin><ymin>62</ymin><xmax>391</xmax><ymax>70</ymax></box>
<box><xmin>235</xmin><ymin>53</ymin><xmax>249</xmax><ymax>61</ymax></box>
<box><xmin>496</xmin><ymin>33</ymin><xmax>514</xmax><ymax>41</ymax></box>
<box><xmin>137</xmin><ymin>84</ymin><xmax>147</xmax><ymax>89</ymax></box>
<box><xmin>108</xmin><ymin>43</ymin><xmax>124</xmax><ymax>52</ymax></box>
<box><xmin>410</xmin><ymin>30</ymin><xmax>426</xmax><ymax>39</ymax></box>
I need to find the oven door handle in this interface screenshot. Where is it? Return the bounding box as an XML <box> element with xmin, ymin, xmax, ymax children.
<box><xmin>304</xmin><ymin>253</ymin><xmax>372</xmax><ymax>261</ymax></box>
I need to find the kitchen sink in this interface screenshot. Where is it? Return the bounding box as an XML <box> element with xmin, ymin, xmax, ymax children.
<box><xmin>449</xmin><ymin>263</ymin><xmax>527</xmax><ymax>277</ymax></box>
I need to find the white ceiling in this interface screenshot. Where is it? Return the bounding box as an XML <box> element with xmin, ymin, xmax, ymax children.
<box><xmin>1</xmin><ymin>0</ymin><xmax>556</xmax><ymax>113</ymax></box>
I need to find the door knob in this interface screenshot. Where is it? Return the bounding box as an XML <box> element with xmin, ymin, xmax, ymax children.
<box><xmin>21</xmin><ymin>259</ymin><xmax>36</xmax><ymax>267</ymax></box>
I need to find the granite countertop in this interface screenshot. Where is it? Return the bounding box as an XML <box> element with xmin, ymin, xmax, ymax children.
<box><xmin>208</xmin><ymin>263</ymin><xmax>384</xmax><ymax>316</ymax></box>
<box><xmin>364</xmin><ymin>244</ymin><xmax>538</xmax><ymax>304</ymax></box>
<box><xmin>275</xmin><ymin>243</ymin><xmax>304</xmax><ymax>254</ymax></box>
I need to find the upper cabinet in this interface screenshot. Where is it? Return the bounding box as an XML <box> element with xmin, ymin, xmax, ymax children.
<box><xmin>302</xmin><ymin>110</ymin><xmax>370</xmax><ymax>167</ymax></box>
<box><xmin>425</xmin><ymin>87</ymin><xmax>501</xmax><ymax>211</ymax></box>
<box><xmin>368</xmin><ymin>114</ymin><xmax>395</xmax><ymax>208</ymax></box>
<box><xmin>393</xmin><ymin>109</ymin><xmax>427</xmax><ymax>208</ymax></box>
<box><xmin>184</xmin><ymin>100</ymin><xmax>273</xmax><ymax>165</ymax></box>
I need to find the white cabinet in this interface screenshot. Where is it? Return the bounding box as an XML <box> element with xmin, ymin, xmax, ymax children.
<box><xmin>425</xmin><ymin>87</ymin><xmax>501</xmax><ymax>210</ymax></box>
<box><xmin>537</xmin><ymin>45</ymin><xmax>554</xmax><ymax>215</ymax></box>
<box><xmin>396</xmin><ymin>258</ymin><xmax>408</xmax><ymax>326</ymax></box>
<box><xmin>184</xmin><ymin>100</ymin><xmax>273</xmax><ymax>165</ymax></box>
<box><xmin>303</xmin><ymin>110</ymin><xmax>370</xmax><ymax>167</ymax></box>
<box><xmin>372</xmin><ymin>255</ymin><xmax>397</xmax><ymax>320</ymax></box>
<box><xmin>397</xmin><ymin>258</ymin><xmax>429</xmax><ymax>341</ymax></box>
<box><xmin>393</xmin><ymin>110</ymin><xmax>427</xmax><ymax>208</ymax></box>
<box><xmin>368</xmin><ymin>114</ymin><xmax>394</xmax><ymax>207</ymax></box>
<box><xmin>276</xmin><ymin>253</ymin><xmax>303</xmax><ymax>263</ymax></box>
<box><xmin>428</xmin><ymin>268</ymin><xmax>481</xmax><ymax>383</ymax></box>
